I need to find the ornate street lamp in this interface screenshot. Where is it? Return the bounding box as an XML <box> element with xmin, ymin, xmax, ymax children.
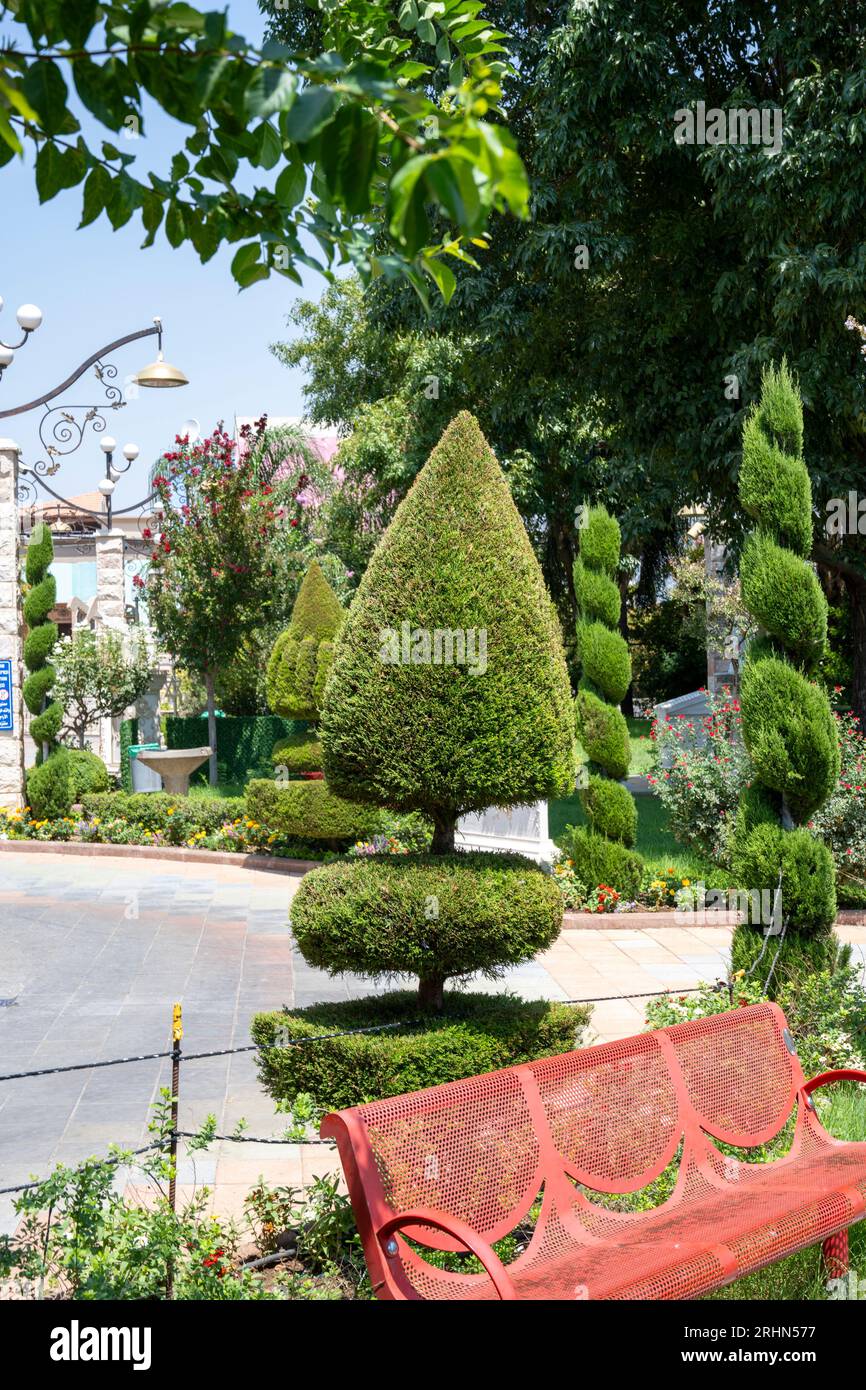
<box><xmin>96</xmin><ymin>436</ymin><xmax>140</xmax><ymax>531</ymax></box>
<box><xmin>0</xmin><ymin>298</ymin><xmax>44</xmax><ymax>379</ymax></box>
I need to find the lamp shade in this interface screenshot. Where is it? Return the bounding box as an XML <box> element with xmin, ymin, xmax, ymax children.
<box><xmin>133</xmin><ymin>349</ymin><xmax>188</xmax><ymax>388</ymax></box>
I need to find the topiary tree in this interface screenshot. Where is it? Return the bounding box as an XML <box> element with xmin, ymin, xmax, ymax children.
<box><xmin>266</xmin><ymin>561</ymin><xmax>343</xmax><ymax>773</ymax></box>
<box><xmin>22</xmin><ymin>523</ymin><xmax>63</xmax><ymax>761</ymax></box>
<box><xmin>570</xmin><ymin>505</ymin><xmax>643</xmax><ymax>893</ymax></box>
<box><xmin>293</xmin><ymin>411</ymin><xmax>576</xmax><ymax>1011</ymax></box>
<box><xmin>732</xmin><ymin>363</ymin><xmax>840</xmax><ymax>981</ymax></box>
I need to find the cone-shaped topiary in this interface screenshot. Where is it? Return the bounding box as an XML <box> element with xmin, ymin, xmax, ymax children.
<box><xmin>572</xmin><ymin>506</ymin><xmax>641</xmax><ymax>888</ymax></box>
<box><xmin>266</xmin><ymin>561</ymin><xmax>344</xmax><ymax>723</ymax></box>
<box><xmin>320</xmin><ymin>410</ymin><xmax>575</xmax><ymax>850</ymax></box>
<box><xmin>22</xmin><ymin>523</ymin><xmax>63</xmax><ymax>752</ymax></box>
<box><xmin>732</xmin><ymin>363</ymin><xmax>839</xmax><ymax>980</ymax></box>
<box><xmin>291</xmin><ymin>411</ymin><xmax>576</xmax><ymax>1013</ymax></box>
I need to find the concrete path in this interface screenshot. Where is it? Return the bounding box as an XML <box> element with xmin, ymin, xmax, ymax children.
<box><xmin>1</xmin><ymin>851</ymin><xmax>864</xmax><ymax>1233</ymax></box>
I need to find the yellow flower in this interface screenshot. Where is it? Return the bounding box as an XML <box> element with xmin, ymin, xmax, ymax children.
<box><xmin>167</xmin><ymin>807</ymin><xmax>175</xmax><ymax>816</ymax></box>
<box><xmin>733</xmin><ymin>969</ymin><xmax>746</xmax><ymax>981</ymax></box>
<box><xmin>681</xmin><ymin>878</ymin><xmax>691</xmax><ymax>887</ymax></box>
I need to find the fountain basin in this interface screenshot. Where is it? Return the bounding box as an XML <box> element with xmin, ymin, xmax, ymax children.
<box><xmin>134</xmin><ymin>747</ymin><xmax>212</xmax><ymax>798</ymax></box>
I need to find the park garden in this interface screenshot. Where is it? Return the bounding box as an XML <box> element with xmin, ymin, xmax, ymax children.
<box><xmin>1</xmin><ymin>0</ymin><xmax>866</xmax><ymax>1308</ymax></box>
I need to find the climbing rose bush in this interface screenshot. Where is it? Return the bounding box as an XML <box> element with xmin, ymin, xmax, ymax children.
<box><xmin>647</xmin><ymin>687</ymin><xmax>748</xmax><ymax>864</ymax></box>
<box><xmin>649</xmin><ymin>685</ymin><xmax>866</xmax><ymax>889</ymax></box>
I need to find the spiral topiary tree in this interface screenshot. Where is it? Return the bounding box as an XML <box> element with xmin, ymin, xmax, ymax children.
<box><xmin>22</xmin><ymin>523</ymin><xmax>63</xmax><ymax>760</ymax></box>
<box><xmin>732</xmin><ymin>362</ymin><xmax>839</xmax><ymax>982</ymax></box>
<box><xmin>293</xmin><ymin>410</ymin><xmax>576</xmax><ymax>1011</ymax></box>
<box><xmin>569</xmin><ymin>505</ymin><xmax>643</xmax><ymax>895</ymax></box>
<box><xmin>266</xmin><ymin>560</ymin><xmax>343</xmax><ymax>773</ymax></box>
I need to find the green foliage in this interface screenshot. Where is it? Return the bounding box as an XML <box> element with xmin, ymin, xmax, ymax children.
<box><xmin>26</xmin><ymin>749</ymin><xmax>75</xmax><ymax>818</ymax></box>
<box><xmin>53</xmin><ymin>629</ymin><xmax>152</xmax><ymax>749</ymax></box>
<box><xmin>740</xmin><ymin>533</ymin><xmax>827</xmax><ymax>667</ymax></box>
<box><xmin>66</xmin><ymin>748</ymin><xmax>109</xmax><ymax>799</ymax></box>
<box><xmin>576</xmin><ymin>624</ymin><xmax>631</xmax><ymax>705</ymax></box>
<box><xmin>575</xmin><ymin>688</ymin><xmax>630</xmax><ymax>780</ymax></box>
<box><xmin>119</xmin><ymin>717</ymin><xmax>138</xmax><ymax>793</ymax></box>
<box><xmin>740</xmin><ymin>657</ymin><xmax>840</xmax><ymax>822</ymax></box>
<box><xmin>573</xmin><ymin>556</ymin><xmax>620</xmax><ymax>629</ymax></box>
<box><xmin>732</xmin><ymin>822</ymin><xmax>837</xmax><ymax>937</ymax></box>
<box><xmin>581</xmin><ymin>775</ymin><xmax>637</xmax><ymax>848</ymax></box>
<box><xmin>0</xmin><ymin>0</ymin><xmax>528</xmax><ymax>306</ymax></box>
<box><xmin>21</xmin><ymin>523</ymin><xmax>62</xmax><ymax>748</ymax></box>
<box><xmin>81</xmin><ymin>790</ymin><xmax>246</xmax><ymax>833</ymax></box>
<box><xmin>290</xmin><ymin>852</ymin><xmax>562</xmax><ymax>997</ymax></box>
<box><xmin>252</xmin><ymin>991</ymin><xmax>588</xmax><ymax>1110</ymax></box>
<box><xmin>245</xmin><ymin>778</ymin><xmax>383</xmax><ymax>843</ymax></box>
<box><xmin>266</xmin><ymin>563</ymin><xmax>343</xmax><ymax>720</ymax></box>
<box><xmin>736</xmin><ymin>365</ymin><xmax>839</xmax><ymax>939</ymax></box>
<box><xmin>320</xmin><ymin>412</ymin><xmax>575</xmax><ymax>828</ymax></box>
<box><xmin>271</xmin><ymin>731</ymin><xmax>323</xmax><ymax>773</ymax></box>
<box><xmin>729</xmin><ymin>924</ymin><xmax>841</xmax><ymax>994</ymax></box>
<box><xmin>554</xmin><ymin>826</ymin><xmax>643</xmax><ymax>898</ymax></box>
<box><xmin>578</xmin><ymin>506</ymin><xmax>622</xmax><ymax>577</ymax></box>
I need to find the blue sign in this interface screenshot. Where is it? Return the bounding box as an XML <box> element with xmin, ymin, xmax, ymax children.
<box><xmin>0</xmin><ymin>659</ymin><xmax>12</xmax><ymax>732</ymax></box>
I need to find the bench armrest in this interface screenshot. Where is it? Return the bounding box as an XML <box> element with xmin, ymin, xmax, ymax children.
<box><xmin>802</xmin><ymin>1069</ymin><xmax>866</xmax><ymax>1101</ymax></box>
<box><xmin>377</xmin><ymin>1207</ymin><xmax>518</xmax><ymax>1301</ymax></box>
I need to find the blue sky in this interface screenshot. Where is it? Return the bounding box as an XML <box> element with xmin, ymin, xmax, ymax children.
<box><xmin>0</xmin><ymin>0</ymin><xmax>326</xmax><ymax>508</ymax></box>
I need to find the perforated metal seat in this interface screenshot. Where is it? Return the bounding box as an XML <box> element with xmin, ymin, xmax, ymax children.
<box><xmin>322</xmin><ymin>1003</ymin><xmax>866</xmax><ymax>1300</ymax></box>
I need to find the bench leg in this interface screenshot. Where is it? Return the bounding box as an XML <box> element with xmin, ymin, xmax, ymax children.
<box><xmin>822</xmin><ymin>1230</ymin><xmax>849</xmax><ymax>1280</ymax></box>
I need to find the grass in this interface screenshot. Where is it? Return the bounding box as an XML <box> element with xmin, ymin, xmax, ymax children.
<box><xmin>549</xmin><ymin>789</ymin><xmax>725</xmax><ymax>883</ymax></box>
<box><xmin>187</xmin><ymin>778</ymin><xmax>248</xmax><ymax>800</ymax></box>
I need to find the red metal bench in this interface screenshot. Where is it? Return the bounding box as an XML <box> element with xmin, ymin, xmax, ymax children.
<box><xmin>321</xmin><ymin>1002</ymin><xmax>866</xmax><ymax>1299</ymax></box>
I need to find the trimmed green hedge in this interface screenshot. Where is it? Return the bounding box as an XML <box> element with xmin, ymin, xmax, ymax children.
<box><xmin>557</xmin><ymin>826</ymin><xmax>643</xmax><ymax>897</ymax></box>
<box><xmin>271</xmin><ymin>731</ymin><xmax>323</xmax><ymax>773</ymax></box>
<box><xmin>251</xmin><ymin>991</ymin><xmax>590</xmax><ymax>1110</ymax></box>
<box><xmin>119</xmin><ymin>717</ymin><xmax>139</xmax><ymax>794</ymax></box>
<box><xmin>166</xmin><ymin>714</ymin><xmax>302</xmax><ymax>783</ymax></box>
<box><xmin>81</xmin><ymin>789</ymin><xmax>245</xmax><ymax>832</ymax></box>
<box><xmin>245</xmin><ymin>778</ymin><xmax>383</xmax><ymax>842</ymax></box>
<box><xmin>290</xmin><ymin>852</ymin><xmax>563</xmax><ymax>994</ymax></box>
<box><xmin>27</xmin><ymin>748</ymin><xmax>108</xmax><ymax>818</ymax></box>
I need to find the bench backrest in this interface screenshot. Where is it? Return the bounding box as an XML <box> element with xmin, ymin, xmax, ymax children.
<box><xmin>323</xmin><ymin>1003</ymin><xmax>804</xmax><ymax>1251</ymax></box>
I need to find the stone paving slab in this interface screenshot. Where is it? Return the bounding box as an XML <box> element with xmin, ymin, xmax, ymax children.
<box><xmin>1</xmin><ymin>850</ymin><xmax>864</xmax><ymax>1233</ymax></box>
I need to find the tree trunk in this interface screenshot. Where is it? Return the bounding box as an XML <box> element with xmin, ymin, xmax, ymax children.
<box><xmin>204</xmin><ymin>669</ymin><xmax>218</xmax><ymax>786</ymax></box>
<box><xmin>417</xmin><ymin>972</ymin><xmax>445</xmax><ymax>1013</ymax></box>
<box><xmin>845</xmin><ymin>570</ymin><xmax>866</xmax><ymax>729</ymax></box>
<box><xmin>431</xmin><ymin>814</ymin><xmax>456</xmax><ymax>855</ymax></box>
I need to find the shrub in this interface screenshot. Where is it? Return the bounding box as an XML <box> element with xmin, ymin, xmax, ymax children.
<box><xmin>22</xmin><ymin>523</ymin><xmax>62</xmax><ymax>749</ymax></box>
<box><xmin>556</xmin><ymin>826</ymin><xmax>643</xmax><ymax>898</ymax></box>
<box><xmin>582</xmin><ymin>774</ymin><xmax>637</xmax><ymax>846</ymax></box>
<box><xmin>266</xmin><ymin>562</ymin><xmax>343</xmax><ymax>722</ymax></box>
<box><xmin>245</xmin><ymin>778</ymin><xmax>383</xmax><ymax>843</ymax></box>
<box><xmin>290</xmin><ymin>852</ymin><xmax>562</xmax><ymax>1007</ymax></box>
<box><xmin>648</xmin><ymin>688</ymin><xmax>749</xmax><ymax>864</ymax></box>
<box><xmin>729</xmin><ymin>924</ymin><xmax>845</xmax><ymax>994</ymax></box>
<box><xmin>252</xmin><ymin>991</ymin><xmax>590</xmax><ymax>1110</ymax></box>
<box><xmin>734</xmin><ymin>363</ymin><xmax>838</xmax><ymax>943</ymax></box>
<box><xmin>271</xmin><ymin>731</ymin><xmax>323</xmax><ymax>773</ymax></box>
<box><xmin>66</xmin><ymin>748</ymin><xmax>109</xmax><ymax>800</ymax></box>
<box><xmin>320</xmin><ymin>412</ymin><xmax>575</xmax><ymax>843</ymax></box>
<box><xmin>740</xmin><ymin>533</ymin><xmax>827</xmax><ymax>665</ymax></box>
<box><xmin>576</xmin><ymin>622</ymin><xmax>631</xmax><ymax>705</ymax></box>
<box><xmin>573</xmin><ymin>504</ymin><xmax>643</xmax><ymax>892</ymax></box>
<box><xmin>576</xmin><ymin>687</ymin><xmax>630</xmax><ymax>780</ymax></box>
<box><xmin>26</xmin><ymin>751</ymin><xmax>75</xmax><ymax>819</ymax></box>
<box><xmin>81</xmin><ymin>790</ymin><xmax>246</xmax><ymax>833</ymax></box>
<box><xmin>732</xmin><ymin>822</ymin><xmax>836</xmax><ymax>936</ymax></box>
<box><xmin>740</xmin><ymin>656</ymin><xmax>839</xmax><ymax>821</ymax></box>
<box><xmin>808</xmin><ymin>702</ymin><xmax>866</xmax><ymax>897</ymax></box>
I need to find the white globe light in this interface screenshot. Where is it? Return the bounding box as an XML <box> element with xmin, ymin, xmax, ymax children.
<box><xmin>16</xmin><ymin>304</ymin><xmax>43</xmax><ymax>332</ymax></box>
<box><xmin>0</xmin><ymin>345</ymin><xmax>13</xmax><ymax>368</ymax></box>
<box><xmin>98</xmin><ymin>477</ymin><xmax>116</xmax><ymax>496</ymax></box>
<box><xmin>100</xmin><ymin>436</ymin><xmax>117</xmax><ymax>454</ymax></box>
<box><xmin>108</xmin><ymin>466</ymin><xmax>120</xmax><ymax>482</ymax></box>
<box><xmin>122</xmin><ymin>442</ymin><xmax>139</xmax><ymax>462</ymax></box>
<box><xmin>180</xmin><ymin>418</ymin><xmax>200</xmax><ymax>443</ymax></box>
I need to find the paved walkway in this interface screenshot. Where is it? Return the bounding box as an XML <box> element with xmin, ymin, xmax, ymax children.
<box><xmin>1</xmin><ymin>851</ymin><xmax>864</xmax><ymax>1233</ymax></box>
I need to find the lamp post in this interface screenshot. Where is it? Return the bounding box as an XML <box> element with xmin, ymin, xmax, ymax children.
<box><xmin>0</xmin><ymin>299</ymin><xmax>44</xmax><ymax>380</ymax></box>
<box><xmin>97</xmin><ymin>437</ymin><xmax>140</xmax><ymax>531</ymax></box>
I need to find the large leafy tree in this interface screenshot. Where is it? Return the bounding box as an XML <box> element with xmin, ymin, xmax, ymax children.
<box><xmin>274</xmin><ymin>0</ymin><xmax>866</xmax><ymax>716</ymax></box>
<box><xmin>0</xmin><ymin>0</ymin><xmax>528</xmax><ymax>299</ymax></box>
<box><xmin>143</xmin><ymin>420</ymin><xmax>282</xmax><ymax>782</ymax></box>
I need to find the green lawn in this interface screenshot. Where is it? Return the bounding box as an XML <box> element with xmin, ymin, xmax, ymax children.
<box><xmin>549</xmin><ymin>789</ymin><xmax>725</xmax><ymax>883</ymax></box>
